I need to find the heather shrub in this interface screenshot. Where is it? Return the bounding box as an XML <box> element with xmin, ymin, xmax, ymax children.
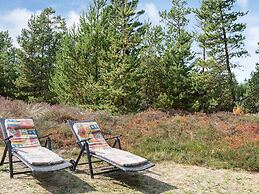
<box><xmin>0</xmin><ymin>97</ymin><xmax>258</xmax><ymax>171</ymax></box>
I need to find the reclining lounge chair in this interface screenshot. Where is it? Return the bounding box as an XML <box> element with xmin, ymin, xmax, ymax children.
<box><xmin>0</xmin><ymin>118</ymin><xmax>72</xmax><ymax>178</ymax></box>
<box><xmin>67</xmin><ymin>120</ymin><xmax>154</xmax><ymax>178</ymax></box>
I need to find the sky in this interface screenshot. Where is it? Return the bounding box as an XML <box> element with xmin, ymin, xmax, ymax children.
<box><xmin>0</xmin><ymin>0</ymin><xmax>258</xmax><ymax>82</ymax></box>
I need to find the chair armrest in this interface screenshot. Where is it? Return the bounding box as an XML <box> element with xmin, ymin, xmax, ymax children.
<box><xmin>105</xmin><ymin>135</ymin><xmax>122</xmax><ymax>149</ymax></box>
<box><xmin>105</xmin><ymin>135</ymin><xmax>122</xmax><ymax>141</ymax></box>
<box><xmin>77</xmin><ymin>138</ymin><xmax>92</xmax><ymax>144</ymax></box>
<box><xmin>38</xmin><ymin>133</ymin><xmax>52</xmax><ymax>139</ymax></box>
<box><xmin>4</xmin><ymin>135</ymin><xmax>13</xmax><ymax>141</ymax></box>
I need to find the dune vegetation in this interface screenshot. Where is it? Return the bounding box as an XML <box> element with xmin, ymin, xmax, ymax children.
<box><xmin>0</xmin><ymin>97</ymin><xmax>258</xmax><ymax>171</ymax></box>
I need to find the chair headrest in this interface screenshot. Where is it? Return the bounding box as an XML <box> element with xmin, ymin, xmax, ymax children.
<box><xmin>5</xmin><ymin>119</ymin><xmax>35</xmax><ymax>130</ymax></box>
<box><xmin>73</xmin><ymin>121</ymin><xmax>100</xmax><ymax>133</ymax></box>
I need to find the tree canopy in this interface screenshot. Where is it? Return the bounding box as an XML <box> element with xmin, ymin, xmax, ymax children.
<box><xmin>1</xmin><ymin>0</ymin><xmax>258</xmax><ymax>113</ymax></box>
<box><xmin>15</xmin><ymin>7</ymin><xmax>66</xmax><ymax>102</ymax></box>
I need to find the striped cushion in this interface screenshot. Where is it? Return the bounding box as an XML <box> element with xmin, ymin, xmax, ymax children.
<box><xmin>13</xmin><ymin>146</ymin><xmax>64</xmax><ymax>166</ymax></box>
<box><xmin>93</xmin><ymin>147</ymin><xmax>148</xmax><ymax>167</ymax></box>
<box><xmin>73</xmin><ymin>122</ymin><xmax>109</xmax><ymax>150</ymax></box>
<box><xmin>5</xmin><ymin>119</ymin><xmax>34</xmax><ymax>129</ymax></box>
<box><xmin>5</xmin><ymin>119</ymin><xmax>40</xmax><ymax>148</ymax></box>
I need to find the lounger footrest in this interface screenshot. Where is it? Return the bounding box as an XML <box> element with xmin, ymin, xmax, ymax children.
<box><xmin>120</xmin><ymin>161</ymin><xmax>155</xmax><ymax>172</ymax></box>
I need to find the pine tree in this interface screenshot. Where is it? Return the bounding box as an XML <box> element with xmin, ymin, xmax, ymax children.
<box><xmin>15</xmin><ymin>8</ymin><xmax>66</xmax><ymax>102</ymax></box>
<box><xmin>245</xmin><ymin>43</ymin><xmax>259</xmax><ymax>112</ymax></box>
<box><xmin>159</xmin><ymin>0</ymin><xmax>194</xmax><ymax>110</ymax></box>
<box><xmin>0</xmin><ymin>31</ymin><xmax>17</xmax><ymax>98</ymax></box>
<box><xmin>190</xmin><ymin>58</ymin><xmax>233</xmax><ymax>112</ymax></box>
<box><xmin>50</xmin><ymin>0</ymin><xmax>111</xmax><ymax>108</ymax></box>
<box><xmin>247</xmin><ymin>64</ymin><xmax>259</xmax><ymax>112</ymax></box>
<box><xmin>195</xmin><ymin>0</ymin><xmax>248</xmax><ymax>108</ymax></box>
<box><xmin>104</xmin><ymin>0</ymin><xmax>146</xmax><ymax>112</ymax></box>
<box><xmin>139</xmin><ymin>24</ymin><xmax>164</xmax><ymax>110</ymax></box>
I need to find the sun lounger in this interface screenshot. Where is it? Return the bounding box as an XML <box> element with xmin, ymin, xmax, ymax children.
<box><xmin>0</xmin><ymin>118</ymin><xmax>72</xmax><ymax>178</ymax></box>
<box><xmin>67</xmin><ymin>120</ymin><xmax>154</xmax><ymax>178</ymax></box>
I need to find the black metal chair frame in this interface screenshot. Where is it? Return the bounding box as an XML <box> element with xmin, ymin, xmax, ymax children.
<box><xmin>70</xmin><ymin>135</ymin><xmax>123</xmax><ymax>178</ymax></box>
<box><xmin>0</xmin><ymin>118</ymin><xmax>70</xmax><ymax>178</ymax></box>
<box><xmin>67</xmin><ymin>120</ymin><xmax>154</xmax><ymax>179</ymax></box>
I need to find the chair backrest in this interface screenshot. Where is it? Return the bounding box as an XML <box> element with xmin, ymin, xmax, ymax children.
<box><xmin>69</xmin><ymin>120</ymin><xmax>109</xmax><ymax>150</ymax></box>
<box><xmin>3</xmin><ymin>119</ymin><xmax>40</xmax><ymax>148</ymax></box>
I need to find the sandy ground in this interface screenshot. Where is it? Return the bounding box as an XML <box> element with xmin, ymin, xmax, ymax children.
<box><xmin>0</xmin><ymin>153</ymin><xmax>258</xmax><ymax>194</ymax></box>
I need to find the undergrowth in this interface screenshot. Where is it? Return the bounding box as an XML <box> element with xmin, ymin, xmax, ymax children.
<box><xmin>0</xmin><ymin>97</ymin><xmax>258</xmax><ymax>171</ymax></box>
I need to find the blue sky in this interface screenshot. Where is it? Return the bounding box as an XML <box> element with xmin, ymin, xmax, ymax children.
<box><xmin>0</xmin><ymin>0</ymin><xmax>258</xmax><ymax>82</ymax></box>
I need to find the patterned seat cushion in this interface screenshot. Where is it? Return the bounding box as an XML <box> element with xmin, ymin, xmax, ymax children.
<box><xmin>5</xmin><ymin>119</ymin><xmax>40</xmax><ymax>148</ymax></box>
<box><xmin>13</xmin><ymin>146</ymin><xmax>64</xmax><ymax>166</ymax></box>
<box><xmin>93</xmin><ymin>147</ymin><xmax>148</xmax><ymax>167</ymax></box>
<box><xmin>73</xmin><ymin>122</ymin><xmax>109</xmax><ymax>150</ymax></box>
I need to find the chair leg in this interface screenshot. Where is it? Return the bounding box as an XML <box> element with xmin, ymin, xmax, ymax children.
<box><xmin>47</xmin><ymin>137</ymin><xmax>52</xmax><ymax>150</ymax></box>
<box><xmin>117</xmin><ymin>137</ymin><xmax>122</xmax><ymax>149</ymax></box>
<box><xmin>85</xmin><ymin>144</ymin><xmax>94</xmax><ymax>179</ymax></box>
<box><xmin>7</xmin><ymin>142</ymin><xmax>13</xmax><ymax>178</ymax></box>
<box><xmin>87</xmin><ymin>155</ymin><xmax>94</xmax><ymax>179</ymax></box>
<box><xmin>0</xmin><ymin>144</ymin><xmax>8</xmax><ymax>165</ymax></box>
<box><xmin>70</xmin><ymin>144</ymin><xmax>85</xmax><ymax>171</ymax></box>
<box><xmin>112</xmin><ymin>137</ymin><xmax>122</xmax><ymax>149</ymax></box>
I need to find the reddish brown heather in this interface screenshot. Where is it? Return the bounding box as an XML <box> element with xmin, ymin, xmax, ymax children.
<box><xmin>0</xmin><ymin>97</ymin><xmax>258</xmax><ymax>149</ymax></box>
<box><xmin>0</xmin><ymin>97</ymin><xmax>258</xmax><ymax>171</ymax></box>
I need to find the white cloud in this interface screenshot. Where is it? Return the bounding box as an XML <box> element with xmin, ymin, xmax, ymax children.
<box><xmin>234</xmin><ymin>26</ymin><xmax>259</xmax><ymax>82</ymax></box>
<box><xmin>237</xmin><ymin>0</ymin><xmax>248</xmax><ymax>10</ymax></box>
<box><xmin>246</xmin><ymin>26</ymin><xmax>259</xmax><ymax>50</ymax></box>
<box><xmin>234</xmin><ymin>56</ymin><xmax>258</xmax><ymax>83</ymax></box>
<box><xmin>143</xmin><ymin>3</ymin><xmax>160</xmax><ymax>25</ymax></box>
<box><xmin>0</xmin><ymin>8</ymin><xmax>81</xmax><ymax>46</ymax></box>
<box><xmin>0</xmin><ymin>8</ymin><xmax>81</xmax><ymax>45</ymax></box>
<box><xmin>66</xmin><ymin>10</ymin><xmax>80</xmax><ymax>29</ymax></box>
<box><xmin>0</xmin><ymin>8</ymin><xmax>38</xmax><ymax>47</ymax></box>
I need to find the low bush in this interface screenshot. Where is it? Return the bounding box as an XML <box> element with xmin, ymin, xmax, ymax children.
<box><xmin>0</xmin><ymin>97</ymin><xmax>258</xmax><ymax>171</ymax></box>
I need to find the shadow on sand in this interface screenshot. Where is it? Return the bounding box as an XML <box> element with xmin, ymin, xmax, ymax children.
<box><xmin>70</xmin><ymin>163</ymin><xmax>177</xmax><ymax>194</ymax></box>
<box><xmin>102</xmin><ymin>170</ymin><xmax>177</xmax><ymax>194</ymax></box>
<box><xmin>33</xmin><ymin>171</ymin><xmax>95</xmax><ymax>194</ymax></box>
<box><xmin>3</xmin><ymin>158</ymin><xmax>176</xmax><ymax>194</ymax></box>
<box><xmin>0</xmin><ymin>156</ymin><xmax>95</xmax><ymax>194</ymax></box>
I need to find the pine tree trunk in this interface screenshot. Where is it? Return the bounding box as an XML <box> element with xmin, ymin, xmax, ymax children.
<box><xmin>202</xmin><ymin>46</ymin><xmax>205</xmax><ymax>72</ymax></box>
<box><xmin>219</xmin><ymin>4</ymin><xmax>236</xmax><ymax>107</ymax></box>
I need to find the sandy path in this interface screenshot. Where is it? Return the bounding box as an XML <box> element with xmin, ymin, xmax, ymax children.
<box><xmin>0</xmin><ymin>159</ymin><xmax>258</xmax><ymax>194</ymax></box>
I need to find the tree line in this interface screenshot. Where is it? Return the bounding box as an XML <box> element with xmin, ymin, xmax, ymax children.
<box><xmin>0</xmin><ymin>0</ymin><xmax>258</xmax><ymax>113</ymax></box>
